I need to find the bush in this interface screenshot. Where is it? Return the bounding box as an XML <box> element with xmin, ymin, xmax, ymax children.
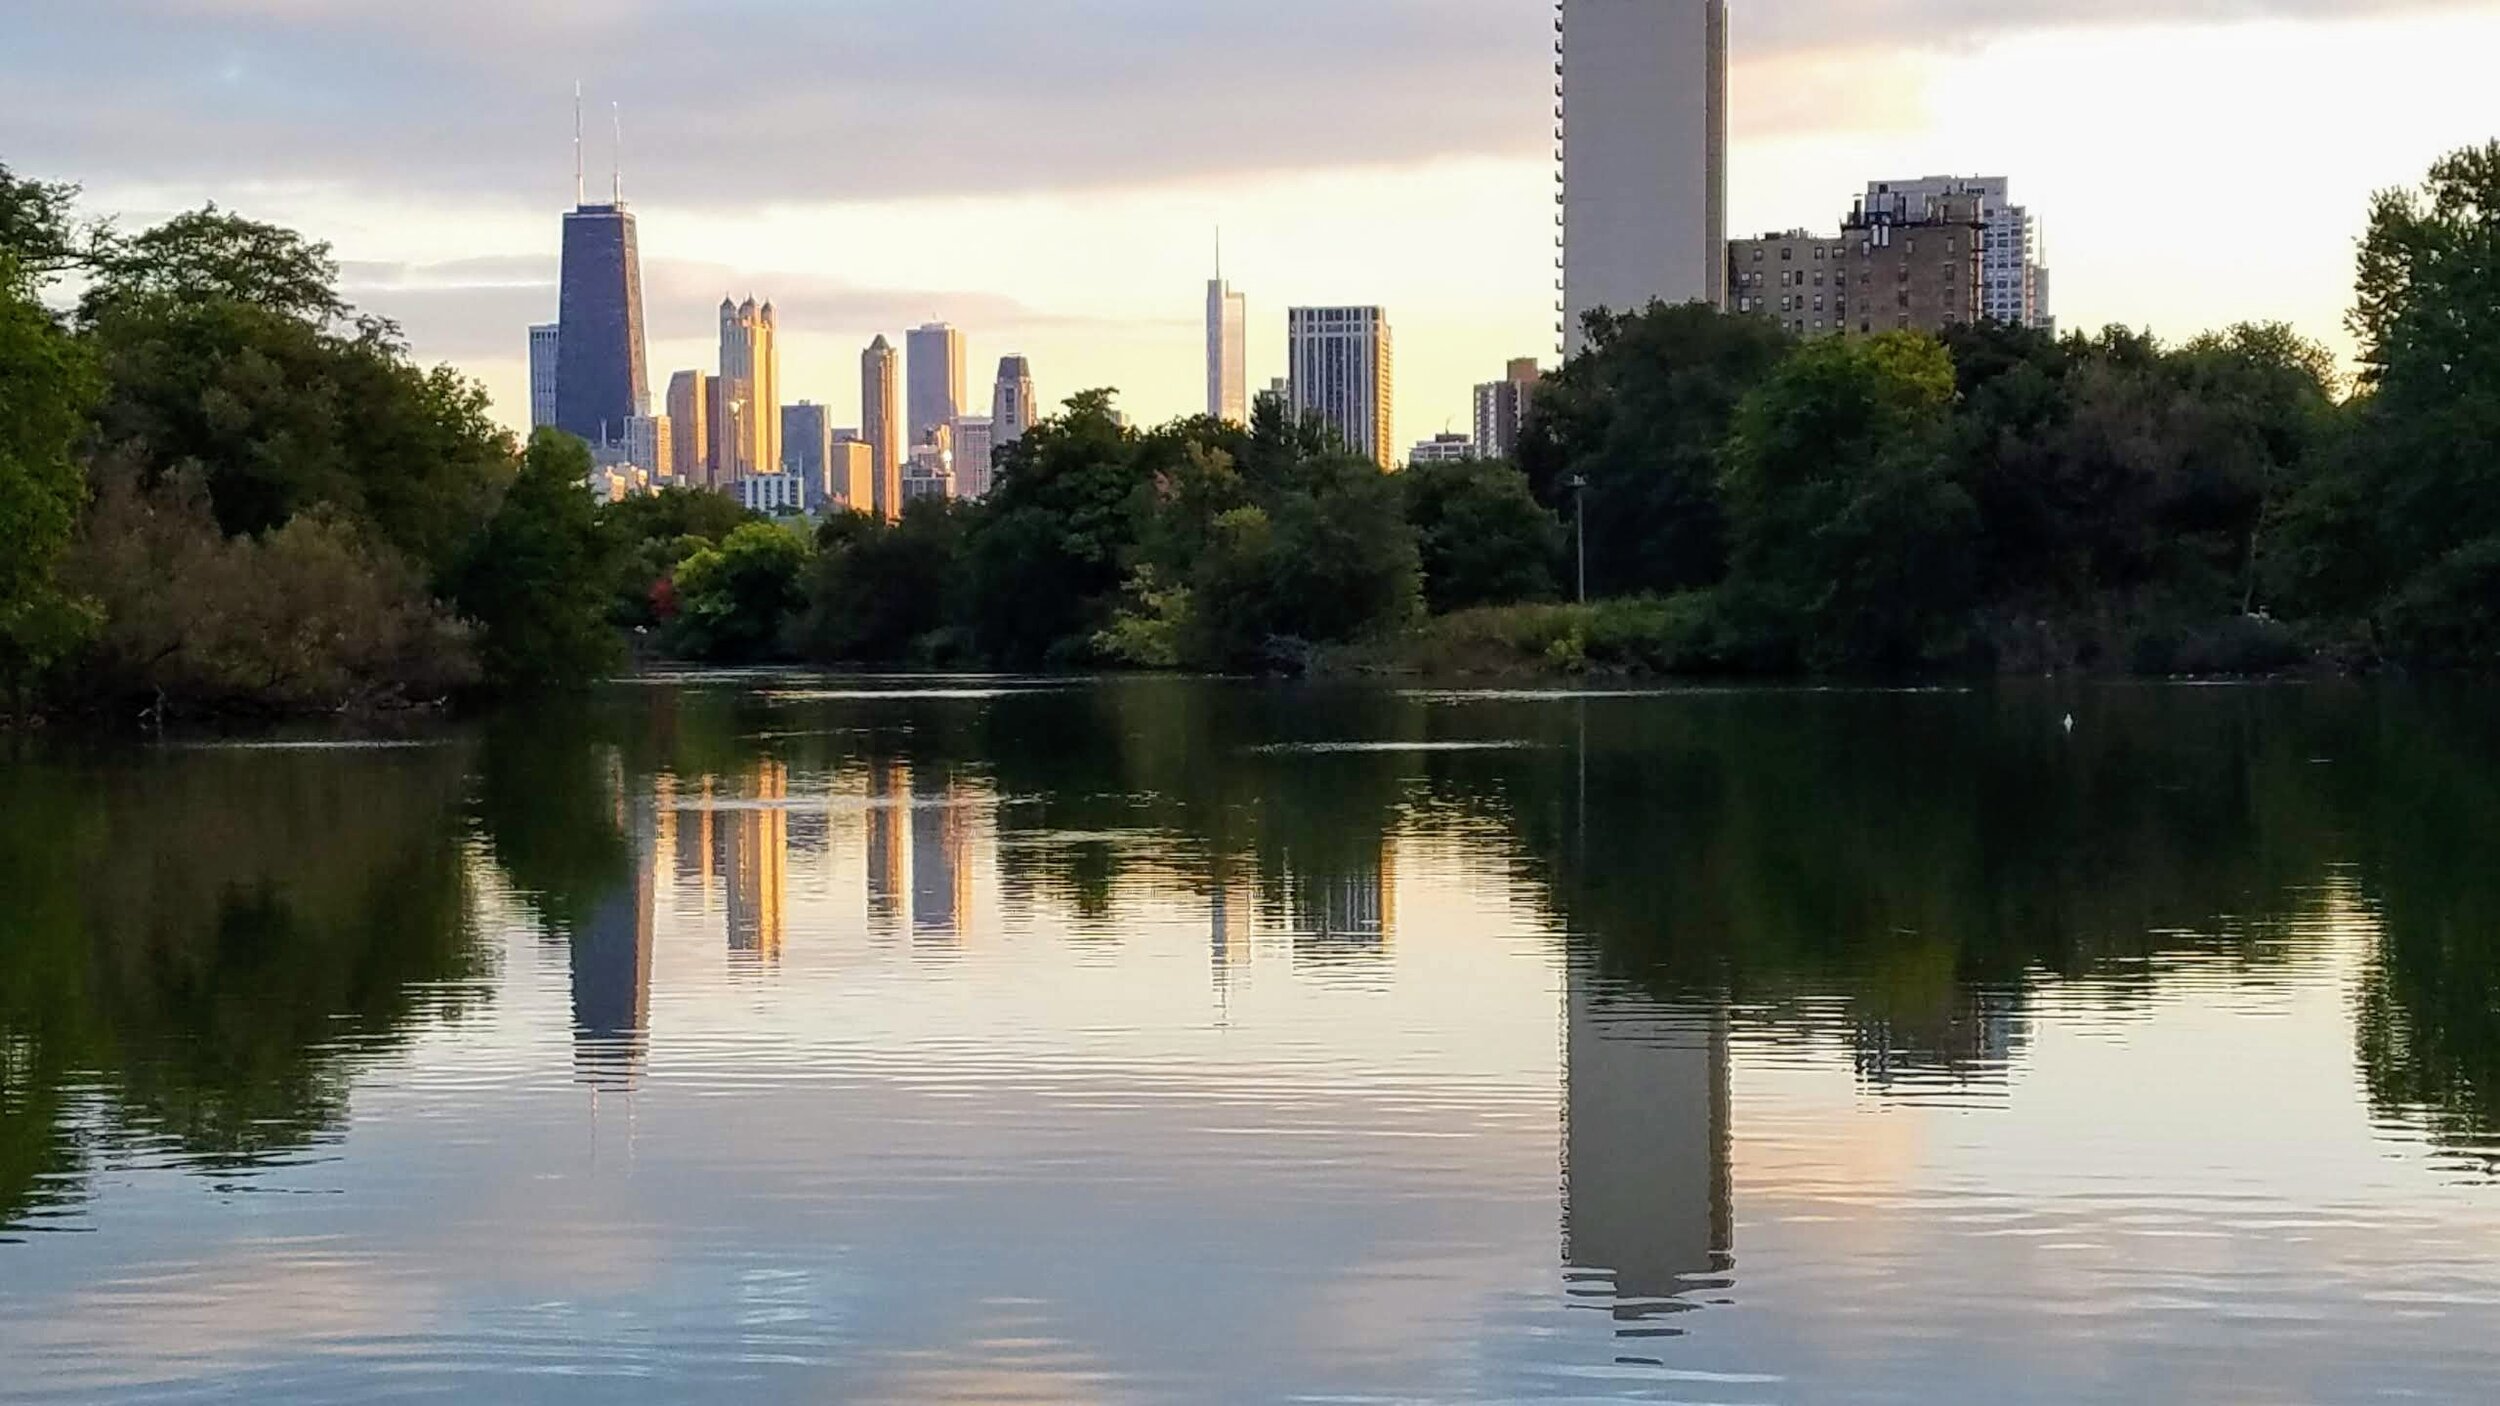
<box><xmin>61</xmin><ymin>469</ymin><xmax>476</xmax><ymax>715</ymax></box>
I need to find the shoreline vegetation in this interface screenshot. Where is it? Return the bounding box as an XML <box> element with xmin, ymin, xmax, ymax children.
<box><xmin>6</xmin><ymin>142</ymin><xmax>2500</xmax><ymax>728</ymax></box>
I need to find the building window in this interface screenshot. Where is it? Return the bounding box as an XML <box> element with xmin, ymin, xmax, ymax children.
<box><xmin>1782</xmin><ymin>247</ymin><xmax>1793</xmax><ymax>261</ymax></box>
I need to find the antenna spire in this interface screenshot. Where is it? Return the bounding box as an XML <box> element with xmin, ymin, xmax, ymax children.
<box><xmin>1215</xmin><ymin>226</ymin><xmax>1223</xmax><ymax>282</ymax></box>
<box><xmin>611</xmin><ymin>101</ymin><xmax>623</xmax><ymax>204</ymax></box>
<box><xmin>572</xmin><ymin>83</ymin><xmax>584</xmax><ymax>206</ymax></box>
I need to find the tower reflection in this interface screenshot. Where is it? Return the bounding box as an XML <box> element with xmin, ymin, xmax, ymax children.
<box><xmin>572</xmin><ymin>781</ymin><xmax>656</xmax><ymax>1091</ymax></box>
<box><xmin>720</xmin><ymin>761</ymin><xmax>788</xmax><ymax>962</ymax></box>
<box><xmin>1561</xmin><ymin>961</ymin><xmax>1733</xmax><ymax>1339</ymax></box>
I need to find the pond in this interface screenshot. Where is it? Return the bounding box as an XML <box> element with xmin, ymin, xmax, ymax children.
<box><xmin>3</xmin><ymin>676</ymin><xmax>2498</xmax><ymax>1402</ymax></box>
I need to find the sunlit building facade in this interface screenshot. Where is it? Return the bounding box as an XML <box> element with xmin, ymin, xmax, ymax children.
<box><xmin>1287</xmin><ymin>305</ymin><xmax>1395</xmax><ymax>469</ymax></box>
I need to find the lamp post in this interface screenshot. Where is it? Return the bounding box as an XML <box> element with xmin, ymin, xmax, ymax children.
<box><xmin>1568</xmin><ymin>473</ymin><xmax>1589</xmax><ymax>605</ymax></box>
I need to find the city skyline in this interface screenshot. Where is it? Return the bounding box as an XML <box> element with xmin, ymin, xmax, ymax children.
<box><xmin>18</xmin><ymin>6</ymin><xmax>2500</xmax><ymax>441</ymax></box>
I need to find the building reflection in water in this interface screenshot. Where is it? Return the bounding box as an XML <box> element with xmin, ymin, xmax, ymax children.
<box><xmin>1561</xmin><ymin>961</ymin><xmax>1733</xmax><ymax>1342</ymax></box>
<box><xmin>1285</xmin><ymin>840</ymin><xmax>1396</xmax><ymax>972</ymax></box>
<box><xmin>720</xmin><ymin>762</ymin><xmax>789</xmax><ymax>962</ymax></box>
<box><xmin>912</xmin><ymin>768</ymin><xmax>972</xmax><ymax>944</ymax></box>
<box><xmin>573</xmin><ymin>780</ymin><xmax>657</xmax><ymax>1091</ymax></box>
<box><xmin>866</xmin><ymin>758</ymin><xmax>905</xmax><ymax>933</ymax></box>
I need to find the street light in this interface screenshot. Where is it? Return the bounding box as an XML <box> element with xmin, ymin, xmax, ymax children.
<box><xmin>1568</xmin><ymin>473</ymin><xmax>1589</xmax><ymax>604</ymax></box>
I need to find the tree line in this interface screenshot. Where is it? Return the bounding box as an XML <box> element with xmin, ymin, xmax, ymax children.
<box><xmin>5</xmin><ymin>142</ymin><xmax>2499</xmax><ymax>719</ymax></box>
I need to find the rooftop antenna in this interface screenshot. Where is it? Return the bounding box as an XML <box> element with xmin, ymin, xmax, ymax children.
<box><xmin>573</xmin><ymin>82</ymin><xmax>585</xmax><ymax>206</ymax></box>
<box><xmin>611</xmin><ymin>101</ymin><xmax>623</xmax><ymax>205</ymax></box>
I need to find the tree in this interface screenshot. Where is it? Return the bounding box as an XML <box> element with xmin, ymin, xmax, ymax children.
<box><xmin>0</xmin><ymin>262</ymin><xmax>98</xmax><ymax>707</ymax></box>
<box><xmin>1721</xmin><ymin>333</ymin><xmax>1977</xmax><ymax>670</ymax></box>
<box><xmin>0</xmin><ymin>161</ymin><xmax>100</xmax><ymax>285</ymax></box>
<box><xmin>80</xmin><ymin>209</ymin><xmax>509</xmax><ymax>574</ymax></box>
<box><xmin>2342</xmin><ymin>142</ymin><xmax>2500</xmax><ymax>661</ymax></box>
<box><xmin>798</xmin><ymin>503</ymin><xmax>974</xmax><ymax>664</ymax></box>
<box><xmin>447</xmin><ymin>430</ymin><xmax>621</xmax><ymax>692</ymax></box>
<box><xmin>1519</xmin><ymin>301</ymin><xmax>1792</xmax><ymax>596</ymax></box>
<box><xmin>78</xmin><ymin>206</ymin><xmax>347</xmax><ymax>326</ymax></box>
<box><xmin>1401</xmin><ymin>456</ymin><xmax>1563</xmax><ymax>613</ymax></box>
<box><xmin>666</xmin><ymin>520</ymin><xmax>811</xmax><ymax>663</ymax></box>
<box><xmin>968</xmin><ymin>390</ymin><xmax>1154</xmax><ymax>666</ymax></box>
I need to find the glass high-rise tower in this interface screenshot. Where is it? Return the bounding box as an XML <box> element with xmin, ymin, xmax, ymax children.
<box><xmin>554</xmin><ymin>200</ymin><xmax>650</xmax><ymax>448</ymax></box>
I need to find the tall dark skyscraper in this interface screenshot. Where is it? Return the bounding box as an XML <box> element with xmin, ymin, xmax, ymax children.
<box><xmin>555</xmin><ymin>199</ymin><xmax>649</xmax><ymax>447</ymax></box>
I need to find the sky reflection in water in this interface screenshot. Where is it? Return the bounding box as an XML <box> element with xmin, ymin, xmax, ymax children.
<box><xmin>3</xmin><ymin>679</ymin><xmax>2499</xmax><ymax>1402</ymax></box>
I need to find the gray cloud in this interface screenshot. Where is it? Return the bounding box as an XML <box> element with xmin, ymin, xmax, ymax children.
<box><xmin>8</xmin><ymin>0</ymin><xmax>2485</xmax><ymax>211</ymax></box>
<box><xmin>336</xmin><ymin>254</ymin><xmax>1178</xmax><ymax>362</ymax></box>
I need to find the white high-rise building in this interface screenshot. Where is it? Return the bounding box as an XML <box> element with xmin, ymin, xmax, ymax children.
<box><xmin>1207</xmin><ymin>253</ymin><xmax>1248</xmax><ymax>424</ymax></box>
<box><xmin>992</xmin><ymin>355</ymin><xmax>1038</xmax><ymax>448</ymax></box>
<box><xmin>1559</xmin><ymin>0</ymin><xmax>1728</xmax><ymax>356</ymax></box>
<box><xmin>951</xmin><ymin>416</ymin><xmax>997</xmax><ymax>501</ymax></box>
<box><xmin>528</xmin><ymin>323</ymin><xmax>562</xmax><ymax>430</ymax></box>
<box><xmin>717</xmin><ymin>297</ymin><xmax>781</xmax><ymax>482</ymax></box>
<box><xmin>906</xmin><ymin>322</ymin><xmax>966</xmax><ymax>450</ymax></box>
<box><xmin>1287</xmin><ymin>306</ymin><xmax>1394</xmax><ymax>469</ymax></box>
<box><xmin>1861</xmin><ymin>175</ymin><xmax>2054</xmax><ymax>332</ymax></box>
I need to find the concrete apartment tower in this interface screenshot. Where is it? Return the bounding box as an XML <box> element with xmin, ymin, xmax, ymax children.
<box><xmin>1207</xmin><ymin>239</ymin><xmax>1248</xmax><ymax>423</ymax></box>
<box><xmin>1287</xmin><ymin>306</ymin><xmax>1395</xmax><ymax>469</ymax></box>
<box><xmin>906</xmin><ymin>322</ymin><xmax>967</xmax><ymax>451</ymax></box>
<box><xmin>1862</xmin><ymin>175</ymin><xmax>2053</xmax><ymax>332</ymax></box>
<box><xmin>1473</xmin><ymin>358</ymin><xmax>1542</xmax><ymax>461</ymax></box>
<box><xmin>862</xmin><ymin>335</ymin><xmax>904</xmax><ymax>522</ymax></box>
<box><xmin>992</xmin><ymin>355</ymin><xmax>1038</xmax><ymax>448</ymax></box>
<box><xmin>665</xmin><ymin>370</ymin><xmax>712</xmax><ymax>488</ymax></box>
<box><xmin>716</xmin><ymin>297</ymin><xmax>781</xmax><ymax>483</ymax></box>
<box><xmin>528</xmin><ymin>323</ymin><xmax>562</xmax><ymax>430</ymax></box>
<box><xmin>1558</xmin><ymin>0</ymin><xmax>1727</xmax><ymax>356</ymax></box>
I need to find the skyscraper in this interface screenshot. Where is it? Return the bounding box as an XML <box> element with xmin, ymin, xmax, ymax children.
<box><xmin>1207</xmin><ymin>251</ymin><xmax>1248</xmax><ymax>424</ymax></box>
<box><xmin>528</xmin><ymin>323</ymin><xmax>561</xmax><ymax>431</ymax></box>
<box><xmin>1559</xmin><ymin>0</ymin><xmax>1728</xmax><ymax>355</ymax></box>
<box><xmin>1861</xmin><ymin>175</ymin><xmax>2053</xmax><ymax>332</ymax></box>
<box><xmin>716</xmin><ymin>298</ymin><xmax>780</xmax><ymax>482</ymax></box>
<box><xmin>554</xmin><ymin>201</ymin><xmax>650</xmax><ymax>445</ymax></box>
<box><xmin>862</xmin><ymin>336</ymin><xmax>904</xmax><ymax>523</ymax></box>
<box><xmin>1473</xmin><ymin>358</ymin><xmax>1541</xmax><ymax>461</ymax></box>
<box><xmin>992</xmin><ymin>355</ymin><xmax>1038</xmax><ymax>448</ymax></box>
<box><xmin>783</xmin><ymin>401</ymin><xmax>832</xmax><ymax>479</ymax></box>
<box><xmin>1287</xmin><ymin>306</ymin><xmax>1395</xmax><ymax>469</ymax></box>
<box><xmin>665</xmin><ymin>370</ymin><xmax>713</xmax><ymax>488</ymax></box>
<box><xmin>905</xmin><ymin>322</ymin><xmax>966</xmax><ymax>451</ymax></box>
<box><xmin>950</xmin><ymin>416</ymin><xmax>996</xmax><ymax>501</ymax></box>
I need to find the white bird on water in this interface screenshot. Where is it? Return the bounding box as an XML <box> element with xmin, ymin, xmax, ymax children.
<box><xmin>2063</xmin><ymin>714</ymin><xmax>2077</xmax><ymax>734</ymax></box>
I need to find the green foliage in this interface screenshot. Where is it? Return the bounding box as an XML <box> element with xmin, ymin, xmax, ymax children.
<box><xmin>446</xmin><ymin>431</ymin><xmax>621</xmax><ymax>693</ymax></box>
<box><xmin>61</xmin><ymin>469</ymin><xmax>477</xmax><ymax>714</ymax></box>
<box><xmin>78</xmin><ymin>205</ymin><xmax>348</xmax><ymax>326</ymax></box>
<box><xmin>1721</xmin><ymin>333</ymin><xmax>1979</xmax><ymax>670</ymax></box>
<box><xmin>1406</xmin><ymin>596</ymin><xmax>1720</xmax><ymax>676</ymax></box>
<box><xmin>600</xmin><ymin>487</ymin><xmax>759</xmax><ymax>629</ymax></box>
<box><xmin>0</xmin><ymin>161</ymin><xmax>99</xmax><ymax>288</ymax></box>
<box><xmin>0</xmin><ymin>266</ymin><xmax>99</xmax><ymax>705</ymax></box>
<box><xmin>1401</xmin><ymin>456</ymin><xmax>1563</xmax><ymax>613</ymax></box>
<box><xmin>798</xmin><ymin>503</ymin><xmax>977</xmax><ymax>665</ymax></box>
<box><xmin>969</xmin><ymin>390</ymin><xmax>1156</xmax><ymax>667</ymax></box>
<box><xmin>667</xmin><ymin>520</ymin><xmax>812</xmax><ymax>663</ymax></box>
<box><xmin>2337</xmin><ymin>142</ymin><xmax>2500</xmax><ymax>663</ymax></box>
<box><xmin>1519</xmin><ymin>301</ymin><xmax>1792</xmax><ymax>596</ymax></box>
<box><xmin>79</xmin><ymin>209</ymin><xmax>511</xmax><ymax>577</ymax></box>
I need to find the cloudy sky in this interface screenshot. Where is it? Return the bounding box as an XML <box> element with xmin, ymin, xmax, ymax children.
<box><xmin>8</xmin><ymin>0</ymin><xmax>2499</xmax><ymax>440</ymax></box>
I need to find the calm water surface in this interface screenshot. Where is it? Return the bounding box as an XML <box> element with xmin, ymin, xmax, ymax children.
<box><xmin>5</xmin><ymin>677</ymin><xmax>2500</xmax><ymax>1402</ymax></box>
